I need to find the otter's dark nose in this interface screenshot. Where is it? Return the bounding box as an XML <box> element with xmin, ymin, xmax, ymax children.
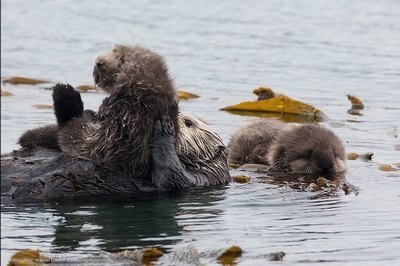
<box><xmin>319</xmin><ymin>161</ymin><xmax>334</xmax><ymax>173</ymax></box>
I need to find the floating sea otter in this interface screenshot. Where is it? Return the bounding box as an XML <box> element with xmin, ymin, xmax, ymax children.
<box><xmin>2</xmin><ymin>45</ymin><xmax>229</xmax><ymax>200</ymax></box>
<box><xmin>227</xmin><ymin>120</ymin><xmax>346</xmax><ymax>174</ymax></box>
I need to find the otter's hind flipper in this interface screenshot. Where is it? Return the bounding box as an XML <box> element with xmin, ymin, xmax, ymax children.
<box><xmin>150</xmin><ymin>116</ymin><xmax>196</xmax><ymax>190</ymax></box>
<box><xmin>53</xmin><ymin>83</ymin><xmax>84</xmax><ymax>125</ymax></box>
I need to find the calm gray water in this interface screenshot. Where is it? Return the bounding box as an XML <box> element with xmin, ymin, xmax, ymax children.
<box><xmin>1</xmin><ymin>0</ymin><xmax>400</xmax><ymax>264</ymax></box>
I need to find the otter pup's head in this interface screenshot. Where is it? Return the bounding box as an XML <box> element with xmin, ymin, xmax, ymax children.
<box><xmin>269</xmin><ymin>124</ymin><xmax>346</xmax><ymax>174</ymax></box>
<box><xmin>176</xmin><ymin>112</ymin><xmax>229</xmax><ymax>185</ymax></box>
<box><xmin>93</xmin><ymin>44</ymin><xmax>173</xmax><ymax>94</ymax></box>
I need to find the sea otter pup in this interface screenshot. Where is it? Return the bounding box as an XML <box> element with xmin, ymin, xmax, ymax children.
<box><xmin>227</xmin><ymin>120</ymin><xmax>346</xmax><ymax>174</ymax></box>
<box><xmin>17</xmin><ymin>77</ymin><xmax>96</xmax><ymax>151</ymax></box>
<box><xmin>18</xmin><ymin>44</ymin><xmax>229</xmax><ymax>190</ymax></box>
<box><xmin>55</xmin><ymin>45</ymin><xmax>179</xmax><ymax>180</ymax></box>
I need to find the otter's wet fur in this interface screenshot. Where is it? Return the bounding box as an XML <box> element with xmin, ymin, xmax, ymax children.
<box><xmin>18</xmin><ymin>44</ymin><xmax>230</xmax><ymax>190</ymax></box>
<box><xmin>57</xmin><ymin>45</ymin><xmax>178</xmax><ymax>179</ymax></box>
<box><xmin>150</xmin><ymin>114</ymin><xmax>229</xmax><ymax>189</ymax></box>
<box><xmin>19</xmin><ymin>125</ymin><xmax>60</xmax><ymax>151</ymax></box>
<box><xmin>227</xmin><ymin>120</ymin><xmax>346</xmax><ymax>174</ymax></box>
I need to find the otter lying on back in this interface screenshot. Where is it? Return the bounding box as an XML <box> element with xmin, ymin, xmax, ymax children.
<box><xmin>227</xmin><ymin>120</ymin><xmax>346</xmax><ymax>174</ymax></box>
<box><xmin>18</xmin><ymin>45</ymin><xmax>230</xmax><ymax>190</ymax></box>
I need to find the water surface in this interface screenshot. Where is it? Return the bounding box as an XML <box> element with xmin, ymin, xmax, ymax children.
<box><xmin>1</xmin><ymin>0</ymin><xmax>400</xmax><ymax>264</ymax></box>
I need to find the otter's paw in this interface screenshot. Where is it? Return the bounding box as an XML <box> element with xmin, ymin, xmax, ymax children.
<box><xmin>53</xmin><ymin>83</ymin><xmax>84</xmax><ymax>125</ymax></box>
<box><xmin>161</xmin><ymin>115</ymin><xmax>175</xmax><ymax>136</ymax></box>
<box><xmin>153</xmin><ymin>116</ymin><xmax>175</xmax><ymax>137</ymax></box>
<box><xmin>151</xmin><ymin>116</ymin><xmax>175</xmax><ymax>150</ymax></box>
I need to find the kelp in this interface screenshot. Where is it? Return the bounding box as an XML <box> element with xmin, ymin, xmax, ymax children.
<box><xmin>7</xmin><ymin>249</ymin><xmax>50</xmax><ymax>266</ymax></box>
<box><xmin>75</xmin><ymin>85</ymin><xmax>98</xmax><ymax>93</ymax></box>
<box><xmin>32</xmin><ymin>104</ymin><xmax>53</xmax><ymax>109</ymax></box>
<box><xmin>1</xmin><ymin>89</ymin><xmax>13</xmax><ymax>96</ymax></box>
<box><xmin>177</xmin><ymin>90</ymin><xmax>200</xmax><ymax>100</ymax></box>
<box><xmin>378</xmin><ymin>164</ymin><xmax>398</xmax><ymax>172</ymax></box>
<box><xmin>2</xmin><ymin>76</ymin><xmax>50</xmax><ymax>85</ymax></box>
<box><xmin>221</xmin><ymin>87</ymin><xmax>326</xmax><ymax>122</ymax></box>
<box><xmin>347</xmin><ymin>94</ymin><xmax>364</xmax><ymax>115</ymax></box>
<box><xmin>218</xmin><ymin>246</ymin><xmax>243</xmax><ymax>265</ymax></box>
<box><xmin>233</xmin><ymin>175</ymin><xmax>250</xmax><ymax>183</ymax></box>
<box><xmin>346</xmin><ymin>152</ymin><xmax>373</xmax><ymax>161</ymax></box>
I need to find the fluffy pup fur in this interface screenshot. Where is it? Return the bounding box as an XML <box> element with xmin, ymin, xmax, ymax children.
<box><xmin>57</xmin><ymin>45</ymin><xmax>178</xmax><ymax>179</ymax></box>
<box><xmin>227</xmin><ymin>120</ymin><xmax>346</xmax><ymax>174</ymax></box>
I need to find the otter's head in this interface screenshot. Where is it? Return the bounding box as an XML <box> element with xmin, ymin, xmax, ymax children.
<box><xmin>269</xmin><ymin>124</ymin><xmax>346</xmax><ymax>174</ymax></box>
<box><xmin>93</xmin><ymin>44</ymin><xmax>173</xmax><ymax>94</ymax></box>
<box><xmin>176</xmin><ymin>112</ymin><xmax>230</xmax><ymax>186</ymax></box>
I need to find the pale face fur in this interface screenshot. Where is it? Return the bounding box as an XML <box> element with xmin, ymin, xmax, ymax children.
<box><xmin>175</xmin><ymin>112</ymin><xmax>229</xmax><ymax>186</ymax></box>
<box><xmin>269</xmin><ymin>124</ymin><xmax>346</xmax><ymax>174</ymax></box>
<box><xmin>176</xmin><ymin>113</ymin><xmax>225</xmax><ymax>167</ymax></box>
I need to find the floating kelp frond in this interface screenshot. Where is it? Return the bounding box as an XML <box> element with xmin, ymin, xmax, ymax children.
<box><xmin>141</xmin><ymin>247</ymin><xmax>164</xmax><ymax>265</ymax></box>
<box><xmin>76</xmin><ymin>85</ymin><xmax>99</xmax><ymax>93</ymax></box>
<box><xmin>347</xmin><ymin>94</ymin><xmax>364</xmax><ymax>109</ymax></box>
<box><xmin>177</xmin><ymin>90</ymin><xmax>200</xmax><ymax>100</ymax></box>
<box><xmin>347</xmin><ymin>94</ymin><xmax>365</xmax><ymax>115</ymax></box>
<box><xmin>233</xmin><ymin>175</ymin><xmax>250</xmax><ymax>183</ymax></box>
<box><xmin>7</xmin><ymin>249</ymin><xmax>51</xmax><ymax>265</ymax></box>
<box><xmin>2</xmin><ymin>76</ymin><xmax>50</xmax><ymax>85</ymax></box>
<box><xmin>218</xmin><ymin>246</ymin><xmax>243</xmax><ymax>265</ymax></box>
<box><xmin>221</xmin><ymin>88</ymin><xmax>326</xmax><ymax>122</ymax></box>
<box><xmin>32</xmin><ymin>104</ymin><xmax>53</xmax><ymax>109</ymax></box>
<box><xmin>378</xmin><ymin>164</ymin><xmax>398</xmax><ymax>172</ymax></box>
<box><xmin>346</xmin><ymin>152</ymin><xmax>373</xmax><ymax>161</ymax></box>
<box><xmin>1</xmin><ymin>90</ymin><xmax>13</xmax><ymax>96</ymax></box>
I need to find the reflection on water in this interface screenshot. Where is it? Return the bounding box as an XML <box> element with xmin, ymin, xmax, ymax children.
<box><xmin>1</xmin><ymin>188</ymin><xmax>226</xmax><ymax>260</ymax></box>
<box><xmin>2</xmin><ymin>0</ymin><xmax>400</xmax><ymax>264</ymax></box>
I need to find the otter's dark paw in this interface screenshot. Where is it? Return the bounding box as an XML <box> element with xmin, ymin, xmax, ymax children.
<box><xmin>161</xmin><ymin>115</ymin><xmax>175</xmax><ymax>136</ymax></box>
<box><xmin>153</xmin><ymin>116</ymin><xmax>175</xmax><ymax>137</ymax></box>
<box><xmin>150</xmin><ymin>116</ymin><xmax>175</xmax><ymax>151</ymax></box>
<box><xmin>53</xmin><ymin>83</ymin><xmax>84</xmax><ymax>125</ymax></box>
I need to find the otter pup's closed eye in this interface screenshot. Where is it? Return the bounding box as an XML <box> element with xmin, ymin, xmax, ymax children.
<box><xmin>227</xmin><ymin>120</ymin><xmax>346</xmax><ymax>174</ymax></box>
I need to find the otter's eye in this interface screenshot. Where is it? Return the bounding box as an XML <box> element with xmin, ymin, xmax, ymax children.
<box><xmin>184</xmin><ymin>119</ymin><xmax>193</xmax><ymax>127</ymax></box>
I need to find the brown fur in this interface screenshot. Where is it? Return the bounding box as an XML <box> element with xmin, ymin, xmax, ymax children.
<box><xmin>18</xmin><ymin>125</ymin><xmax>60</xmax><ymax>151</ymax></box>
<box><xmin>227</xmin><ymin>120</ymin><xmax>284</xmax><ymax>164</ymax></box>
<box><xmin>17</xmin><ymin>45</ymin><xmax>230</xmax><ymax>189</ymax></box>
<box><xmin>58</xmin><ymin>45</ymin><xmax>178</xmax><ymax>178</ymax></box>
<box><xmin>227</xmin><ymin>120</ymin><xmax>346</xmax><ymax>174</ymax></box>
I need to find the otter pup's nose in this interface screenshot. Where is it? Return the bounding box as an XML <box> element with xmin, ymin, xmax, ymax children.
<box><xmin>319</xmin><ymin>161</ymin><xmax>334</xmax><ymax>173</ymax></box>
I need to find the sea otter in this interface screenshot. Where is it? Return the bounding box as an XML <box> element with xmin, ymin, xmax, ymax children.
<box><xmin>54</xmin><ymin>45</ymin><xmax>178</xmax><ymax>181</ymax></box>
<box><xmin>227</xmin><ymin>119</ymin><xmax>346</xmax><ymax>174</ymax></box>
<box><xmin>17</xmin><ymin>44</ymin><xmax>230</xmax><ymax>190</ymax></box>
